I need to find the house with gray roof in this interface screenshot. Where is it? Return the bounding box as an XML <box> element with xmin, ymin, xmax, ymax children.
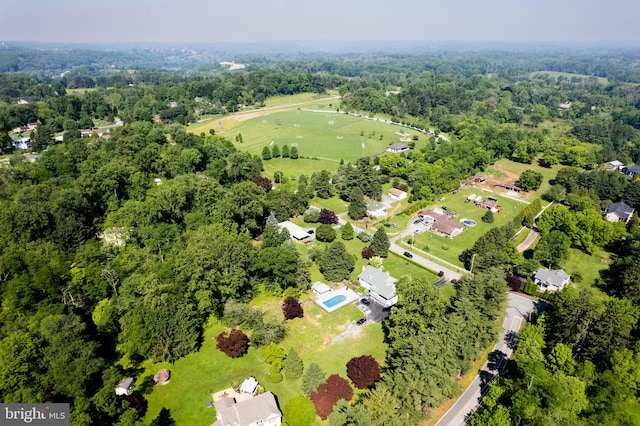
<box><xmin>604</xmin><ymin>201</ymin><xmax>635</xmax><ymax>224</ymax></box>
<box><xmin>358</xmin><ymin>265</ymin><xmax>398</xmax><ymax>307</ymax></box>
<box><xmin>386</xmin><ymin>143</ymin><xmax>409</xmax><ymax>153</ymax></box>
<box><xmin>623</xmin><ymin>165</ymin><xmax>640</xmax><ymax>178</ymax></box>
<box><xmin>212</xmin><ymin>391</ymin><xmax>282</xmax><ymax>426</ymax></box>
<box><xmin>277</xmin><ymin>221</ymin><xmax>314</xmax><ymax>242</ymax></box>
<box><xmin>534</xmin><ymin>268</ymin><xmax>570</xmax><ymax>292</ymax></box>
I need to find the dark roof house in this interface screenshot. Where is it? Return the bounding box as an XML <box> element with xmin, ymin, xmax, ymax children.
<box><xmin>386</xmin><ymin>143</ymin><xmax>409</xmax><ymax>153</ymax></box>
<box><xmin>604</xmin><ymin>201</ymin><xmax>635</xmax><ymax>223</ymax></box>
<box><xmin>623</xmin><ymin>165</ymin><xmax>640</xmax><ymax>177</ymax></box>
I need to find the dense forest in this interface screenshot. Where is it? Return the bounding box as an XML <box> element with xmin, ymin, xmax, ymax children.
<box><xmin>1</xmin><ymin>45</ymin><xmax>640</xmax><ymax>425</ymax></box>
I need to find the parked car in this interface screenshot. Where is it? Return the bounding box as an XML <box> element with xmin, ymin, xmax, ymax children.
<box><xmin>361</xmin><ymin>298</ymin><xmax>370</xmax><ymax>306</ymax></box>
<box><xmin>383</xmin><ymin>223</ymin><xmax>392</xmax><ymax>227</ymax></box>
<box><xmin>403</xmin><ymin>251</ymin><xmax>413</xmax><ymax>259</ymax></box>
<box><xmin>390</xmin><ymin>223</ymin><xmax>398</xmax><ymax>228</ymax></box>
<box><xmin>356</xmin><ymin>317</ymin><xmax>367</xmax><ymax>326</ymax></box>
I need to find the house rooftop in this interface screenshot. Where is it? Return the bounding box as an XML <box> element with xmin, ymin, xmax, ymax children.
<box><xmin>387</xmin><ymin>143</ymin><xmax>409</xmax><ymax>150</ymax></box>
<box><xmin>606</xmin><ymin>201</ymin><xmax>635</xmax><ymax>222</ymax></box>
<box><xmin>239</xmin><ymin>376</ymin><xmax>258</xmax><ymax>395</ymax></box>
<box><xmin>534</xmin><ymin>268</ymin><xmax>570</xmax><ymax>289</ymax></box>
<box><xmin>359</xmin><ymin>265</ymin><xmax>397</xmax><ymax>300</ymax></box>
<box><xmin>212</xmin><ymin>392</ymin><xmax>281</xmax><ymax>426</ymax></box>
<box><xmin>277</xmin><ymin>221</ymin><xmax>313</xmax><ymax>241</ymax></box>
<box><xmin>431</xmin><ymin>219</ymin><xmax>464</xmax><ymax>236</ymax></box>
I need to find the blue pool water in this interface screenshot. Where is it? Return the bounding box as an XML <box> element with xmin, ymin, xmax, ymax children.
<box><xmin>323</xmin><ymin>295</ymin><xmax>346</xmax><ymax>308</ymax></box>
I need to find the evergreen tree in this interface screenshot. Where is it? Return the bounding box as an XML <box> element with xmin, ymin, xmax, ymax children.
<box><xmin>314</xmin><ymin>170</ymin><xmax>334</xmax><ymax>199</ymax></box>
<box><xmin>348</xmin><ymin>187</ymin><xmax>367</xmax><ymax>220</ymax></box>
<box><xmin>319</xmin><ymin>241</ymin><xmax>355</xmax><ymax>282</ymax></box>
<box><xmin>302</xmin><ymin>363</ymin><xmax>326</xmax><ymax>395</ymax></box>
<box><xmin>316</xmin><ymin>224</ymin><xmax>336</xmax><ymax>242</ymax></box>
<box><xmin>290</xmin><ymin>146</ymin><xmax>299</xmax><ymax>159</ymax></box>
<box><xmin>341</xmin><ymin>222</ymin><xmax>355</xmax><ymax>240</ymax></box>
<box><xmin>370</xmin><ymin>228</ymin><xmax>390</xmax><ymax>257</ymax></box>
<box><xmin>284</xmin><ymin>348</ymin><xmax>305</xmax><ymax>380</ymax></box>
<box><xmin>262</xmin><ymin>146</ymin><xmax>272</xmax><ymax>160</ymax></box>
<box><xmin>272</xmin><ymin>144</ymin><xmax>281</xmax><ymax>158</ymax></box>
<box><xmin>282</xmin><ymin>145</ymin><xmax>290</xmax><ymax>158</ymax></box>
<box><xmin>482</xmin><ymin>210</ymin><xmax>494</xmax><ymax>223</ymax></box>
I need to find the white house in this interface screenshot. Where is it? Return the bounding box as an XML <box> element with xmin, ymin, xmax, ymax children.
<box><xmin>358</xmin><ymin>265</ymin><xmax>398</xmax><ymax>308</ymax></box>
<box><xmin>212</xmin><ymin>391</ymin><xmax>282</xmax><ymax>426</ymax></box>
<box><xmin>604</xmin><ymin>201</ymin><xmax>635</xmax><ymax>224</ymax></box>
<box><xmin>277</xmin><ymin>221</ymin><xmax>314</xmax><ymax>242</ymax></box>
<box><xmin>534</xmin><ymin>268</ymin><xmax>570</xmax><ymax>292</ymax></box>
<box><xmin>604</xmin><ymin>160</ymin><xmax>624</xmax><ymax>170</ymax></box>
<box><xmin>12</xmin><ymin>137</ymin><xmax>31</xmax><ymax>150</ymax></box>
<box><xmin>115</xmin><ymin>377</ymin><xmax>135</xmax><ymax>396</ymax></box>
<box><xmin>388</xmin><ymin>188</ymin><xmax>407</xmax><ymax>200</ymax></box>
<box><xmin>366</xmin><ymin>200</ymin><xmax>387</xmax><ymax>217</ymax></box>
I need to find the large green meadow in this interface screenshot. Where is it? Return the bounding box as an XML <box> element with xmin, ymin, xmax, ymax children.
<box><xmin>225</xmin><ymin>110</ymin><xmax>420</xmax><ymax>163</ymax></box>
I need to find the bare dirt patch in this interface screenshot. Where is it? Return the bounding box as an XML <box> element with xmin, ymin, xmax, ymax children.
<box><xmin>233</xmin><ymin>111</ymin><xmax>264</xmax><ymax>122</ymax></box>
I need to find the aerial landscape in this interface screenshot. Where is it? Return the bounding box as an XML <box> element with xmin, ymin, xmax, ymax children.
<box><xmin>1</xmin><ymin>1</ymin><xmax>640</xmax><ymax>425</ymax></box>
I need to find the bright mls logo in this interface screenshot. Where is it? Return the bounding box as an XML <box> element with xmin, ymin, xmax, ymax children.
<box><xmin>2</xmin><ymin>404</ymin><xmax>69</xmax><ymax>425</ymax></box>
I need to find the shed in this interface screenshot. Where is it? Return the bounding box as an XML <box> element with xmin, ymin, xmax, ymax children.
<box><xmin>311</xmin><ymin>282</ymin><xmax>332</xmax><ymax>294</ymax></box>
<box><xmin>115</xmin><ymin>377</ymin><xmax>135</xmax><ymax>396</ymax></box>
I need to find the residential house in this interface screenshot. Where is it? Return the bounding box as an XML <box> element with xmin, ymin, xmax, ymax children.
<box><xmin>623</xmin><ymin>165</ymin><xmax>640</xmax><ymax>178</ymax></box>
<box><xmin>604</xmin><ymin>201</ymin><xmax>635</xmax><ymax>224</ymax></box>
<box><xmin>431</xmin><ymin>219</ymin><xmax>464</xmax><ymax>238</ymax></box>
<box><xmin>386</xmin><ymin>143</ymin><xmax>409</xmax><ymax>153</ymax></box>
<box><xmin>366</xmin><ymin>200</ymin><xmax>387</xmax><ymax>217</ymax></box>
<box><xmin>12</xmin><ymin>137</ymin><xmax>31</xmax><ymax>150</ymax></box>
<box><xmin>388</xmin><ymin>188</ymin><xmax>407</xmax><ymax>200</ymax></box>
<box><xmin>358</xmin><ymin>265</ymin><xmax>398</xmax><ymax>308</ymax></box>
<box><xmin>603</xmin><ymin>160</ymin><xmax>624</xmax><ymax>170</ymax></box>
<box><xmin>212</xmin><ymin>392</ymin><xmax>282</xmax><ymax>426</ymax></box>
<box><xmin>277</xmin><ymin>221</ymin><xmax>314</xmax><ymax>242</ymax></box>
<box><xmin>115</xmin><ymin>377</ymin><xmax>135</xmax><ymax>396</ymax></box>
<box><xmin>534</xmin><ymin>268</ymin><xmax>570</xmax><ymax>292</ymax></box>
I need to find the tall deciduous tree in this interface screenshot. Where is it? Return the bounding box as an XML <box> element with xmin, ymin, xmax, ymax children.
<box><xmin>347</xmin><ymin>355</ymin><xmax>381</xmax><ymax>389</ymax></box>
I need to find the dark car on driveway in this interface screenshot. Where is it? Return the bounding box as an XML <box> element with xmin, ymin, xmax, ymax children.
<box><xmin>361</xmin><ymin>298</ymin><xmax>370</xmax><ymax>306</ymax></box>
<box><xmin>356</xmin><ymin>317</ymin><xmax>367</xmax><ymax>326</ymax></box>
<box><xmin>403</xmin><ymin>251</ymin><xmax>413</xmax><ymax>259</ymax></box>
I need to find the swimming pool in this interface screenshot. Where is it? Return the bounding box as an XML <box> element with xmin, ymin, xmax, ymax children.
<box><xmin>323</xmin><ymin>294</ymin><xmax>347</xmax><ymax>308</ymax></box>
<box><xmin>460</xmin><ymin>218</ymin><xmax>477</xmax><ymax>227</ymax></box>
<box><xmin>315</xmin><ymin>287</ymin><xmax>360</xmax><ymax>312</ymax></box>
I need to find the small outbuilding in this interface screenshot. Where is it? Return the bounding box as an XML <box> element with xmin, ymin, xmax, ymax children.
<box><xmin>386</xmin><ymin>143</ymin><xmax>409</xmax><ymax>153</ymax></box>
<box><xmin>115</xmin><ymin>377</ymin><xmax>135</xmax><ymax>396</ymax></box>
<box><xmin>311</xmin><ymin>281</ymin><xmax>332</xmax><ymax>295</ymax></box>
<box><xmin>388</xmin><ymin>188</ymin><xmax>407</xmax><ymax>200</ymax></box>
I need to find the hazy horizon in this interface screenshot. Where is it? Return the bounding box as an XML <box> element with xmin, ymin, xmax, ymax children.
<box><xmin>1</xmin><ymin>0</ymin><xmax>639</xmax><ymax>45</ymax></box>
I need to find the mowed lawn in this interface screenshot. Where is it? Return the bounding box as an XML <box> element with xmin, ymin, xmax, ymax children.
<box><xmin>142</xmin><ymin>293</ymin><xmax>386</xmax><ymax>426</ymax></box>
<box><xmin>406</xmin><ymin>186</ymin><xmax>528</xmax><ymax>267</ymax></box>
<box><xmin>224</xmin><ymin>110</ymin><xmax>414</xmax><ymax>162</ymax></box>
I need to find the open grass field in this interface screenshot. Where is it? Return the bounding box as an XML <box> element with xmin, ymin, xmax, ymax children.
<box><xmin>530</xmin><ymin>71</ymin><xmax>609</xmax><ymax>85</ymax></box>
<box><xmin>190</xmin><ymin>107</ymin><xmax>424</xmax><ymax>163</ymax></box>
<box><xmin>563</xmin><ymin>248</ymin><xmax>611</xmax><ymax>298</ymax></box>
<box><xmin>143</xmin><ymin>292</ymin><xmax>386</xmax><ymax>426</ymax></box>
<box><xmin>404</xmin><ymin>186</ymin><xmax>528</xmax><ymax>267</ymax></box>
<box><xmin>487</xmin><ymin>157</ymin><xmax>563</xmax><ymax>199</ymax></box>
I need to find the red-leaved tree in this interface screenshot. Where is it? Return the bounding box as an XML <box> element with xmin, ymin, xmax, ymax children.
<box><xmin>319</xmin><ymin>208</ymin><xmax>339</xmax><ymax>224</ymax></box>
<box><xmin>251</xmin><ymin>175</ymin><xmax>273</xmax><ymax>191</ymax></box>
<box><xmin>309</xmin><ymin>374</ymin><xmax>353</xmax><ymax>420</ymax></box>
<box><xmin>282</xmin><ymin>296</ymin><xmax>304</xmax><ymax>320</ymax></box>
<box><xmin>361</xmin><ymin>247</ymin><xmax>375</xmax><ymax>259</ymax></box>
<box><xmin>216</xmin><ymin>329</ymin><xmax>249</xmax><ymax>358</ymax></box>
<box><xmin>346</xmin><ymin>355</ymin><xmax>381</xmax><ymax>389</ymax></box>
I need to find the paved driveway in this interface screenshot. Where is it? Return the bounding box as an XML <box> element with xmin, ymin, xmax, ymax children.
<box><xmin>435</xmin><ymin>293</ymin><xmax>543</xmax><ymax>426</ymax></box>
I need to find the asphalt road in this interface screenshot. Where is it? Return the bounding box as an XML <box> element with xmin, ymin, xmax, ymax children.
<box><xmin>435</xmin><ymin>293</ymin><xmax>542</xmax><ymax>426</ymax></box>
<box><xmin>516</xmin><ymin>228</ymin><xmax>539</xmax><ymax>252</ymax></box>
<box><xmin>389</xmin><ymin>241</ymin><xmax>462</xmax><ymax>281</ymax></box>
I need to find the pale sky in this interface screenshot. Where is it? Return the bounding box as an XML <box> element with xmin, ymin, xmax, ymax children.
<box><xmin>1</xmin><ymin>0</ymin><xmax>639</xmax><ymax>44</ymax></box>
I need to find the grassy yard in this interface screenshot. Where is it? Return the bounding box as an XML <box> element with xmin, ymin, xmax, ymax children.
<box><xmin>487</xmin><ymin>157</ymin><xmax>564</xmax><ymax>197</ymax></box>
<box><xmin>529</xmin><ymin>71</ymin><xmax>609</xmax><ymax>85</ymax></box>
<box><xmin>406</xmin><ymin>186</ymin><xmax>528</xmax><ymax>267</ymax></box>
<box><xmin>142</xmin><ymin>292</ymin><xmax>386</xmax><ymax>426</ymax></box>
<box><xmin>563</xmin><ymin>248</ymin><xmax>611</xmax><ymax>298</ymax></box>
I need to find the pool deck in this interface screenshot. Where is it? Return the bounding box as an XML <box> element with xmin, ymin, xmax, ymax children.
<box><xmin>314</xmin><ymin>287</ymin><xmax>360</xmax><ymax>313</ymax></box>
